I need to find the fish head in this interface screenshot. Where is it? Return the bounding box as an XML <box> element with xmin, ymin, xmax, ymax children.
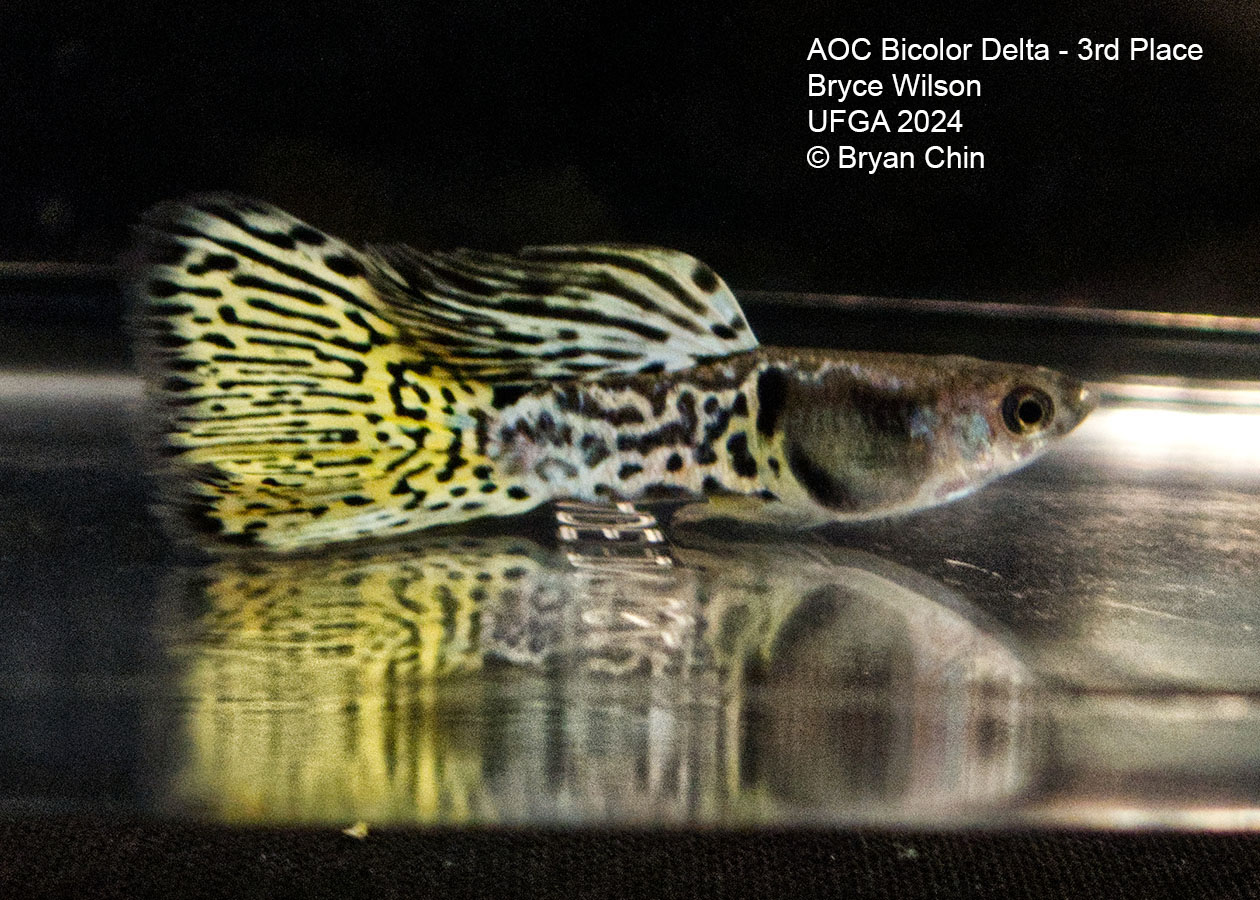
<box><xmin>924</xmin><ymin>359</ymin><xmax>1095</xmax><ymax>503</ymax></box>
<box><xmin>771</xmin><ymin>354</ymin><xmax>1095</xmax><ymax>518</ymax></box>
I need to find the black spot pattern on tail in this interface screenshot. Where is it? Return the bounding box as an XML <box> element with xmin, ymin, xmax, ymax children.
<box><xmin>324</xmin><ymin>254</ymin><xmax>365</xmax><ymax>278</ymax></box>
<box><xmin>133</xmin><ymin>195</ymin><xmax>549</xmax><ymax>548</ymax></box>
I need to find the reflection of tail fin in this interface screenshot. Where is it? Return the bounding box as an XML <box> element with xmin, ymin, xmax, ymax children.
<box><xmin>131</xmin><ymin>195</ymin><xmax>536</xmax><ymax>549</ymax></box>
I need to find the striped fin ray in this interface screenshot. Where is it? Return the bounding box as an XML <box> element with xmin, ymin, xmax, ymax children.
<box><xmin>132</xmin><ymin>195</ymin><xmax>543</xmax><ymax>549</ymax></box>
<box><xmin>364</xmin><ymin>241</ymin><xmax>759</xmax><ymax>382</ymax></box>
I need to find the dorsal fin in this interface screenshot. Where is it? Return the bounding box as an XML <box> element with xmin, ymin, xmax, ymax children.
<box><xmin>363</xmin><ymin>241</ymin><xmax>759</xmax><ymax>382</ymax></box>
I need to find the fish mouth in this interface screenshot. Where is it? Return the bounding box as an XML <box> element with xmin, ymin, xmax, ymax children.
<box><xmin>1059</xmin><ymin>380</ymin><xmax>1098</xmax><ymax>433</ymax></box>
<box><xmin>1078</xmin><ymin>383</ymin><xmax>1098</xmax><ymax>416</ymax></box>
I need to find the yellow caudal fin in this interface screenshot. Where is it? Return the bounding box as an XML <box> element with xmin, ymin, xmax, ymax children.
<box><xmin>131</xmin><ymin>195</ymin><xmax>541</xmax><ymax>549</ymax></box>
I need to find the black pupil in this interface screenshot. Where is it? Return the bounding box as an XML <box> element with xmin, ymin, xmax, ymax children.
<box><xmin>1017</xmin><ymin>399</ymin><xmax>1043</xmax><ymax>425</ymax></box>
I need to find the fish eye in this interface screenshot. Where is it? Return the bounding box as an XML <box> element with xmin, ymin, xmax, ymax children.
<box><xmin>1001</xmin><ymin>387</ymin><xmax>1054</xmax><ymax>434</ymax></box>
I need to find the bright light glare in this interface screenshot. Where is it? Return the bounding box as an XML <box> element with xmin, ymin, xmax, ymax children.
<box><xmin>0</xmin><ymin>372</ymin><xmax>143</xmax><ymax>403</ymax></box>
<box><xmin>1074</xmin><ymin>405</ymin><xmax>1260</xmax><ymax>471</ymax></box>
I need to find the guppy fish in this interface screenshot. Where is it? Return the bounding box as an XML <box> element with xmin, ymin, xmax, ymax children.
<box><xmin>132</xmin><ymin>195</ymin><xmax>1094</xmax><ymax>550</ymax></box>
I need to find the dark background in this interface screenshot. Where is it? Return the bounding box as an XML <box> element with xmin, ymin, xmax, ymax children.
<box><xmin>4</xmin><ymin>6</ymin><xmax>1260</xmax><ymax>893</ymax></box>
<box><xmin>4</xmin><ymin>1</ymin><xmax>1259</xmax><ymax>313</ymax></box>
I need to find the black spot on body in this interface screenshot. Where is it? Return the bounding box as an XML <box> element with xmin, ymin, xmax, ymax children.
<box><xmin>609</xmin><ymin>405</ymin><xmax>644</xmax><ymax>426</ymax></box>
<box><xmin>535</xmin><ymin>458</ymin><xmax>578</xmax><ymax>482</ymax></box>
<box><xmin>580</xmin><ymin>434</ymin><xmax>611</xmax><ymax>467</ymax></box>
<box><xmin>507</xmin><ymin>486</ymin><xmax>530</xmax><ymax>500</ymax></box>
<box><xmin>618</xmin><ymin>463</ymin><xmax>644</xmax><ymax>480</ymax></box>
<box><xmin>756</xmin><ymin>368</ymin><xmax>789</xmax><ymax>437</ymax></box>
<box><xmin>732</xmin><ymin>393</ymin><xmax>749</xmax><ymax>417</ymax></box>
<box><xmin>696</xmin><ymin>403</ymin><xmax>733</xmax><ymax>461</ymax></box>
<box><xmin>694</xmin><ymin>446</ymin><xmax>718</xmax><ymax>465</ymax></box>
<box><xmin>469</xmin><ymin>411</ymin><xmax>488</xmax><ymax>458</ymax></box>
<box><xmin>402</xmin><ymin>490</ymin><xmax>427</xmax><ymax>509</ymax></box>
<box><xmin>666</xmin><ymin>453</ymin><xmax>684</xmax><ymax>472</ymax></box>
<box><xmin>710</xmin><ymin>324</ymin><xmax>737</xmax><ymax>340</ymax></box>
<box><xmin>726</xmin><ymin>432</ymin><xmax>758</xmax><ymax>478</ymax></box>
<box><xmin>342</xmin><ymin>495</ymin><xmax>372</xmax><ymax>506</ymax></box>
<box><xmin>492</xmin><ymin>385</ymin><xmax>530</xmax><ymax>409</ymax></box>
<box><xmin>451</xmin><ymin>486</ymin><xmax>468</xmax><ymax>497</ymax></box>
<box><xmin>558</xmin><ymin>388</ymin><xmax>645</xmax><ymax>426</ymax></box>
<box><xmin>616</xmin><ymin>391</ymin><xmax>698</xmax><ymax>455</ymax></box>
<box><xmin>787</xmin><ymin>444</ymin><xmax>855</xmax><ymax>510</ymax></box>
<box><xmin>640</xmin><ymin>483</ymin><xmax>692</xmax><ymax>500</ymax></box>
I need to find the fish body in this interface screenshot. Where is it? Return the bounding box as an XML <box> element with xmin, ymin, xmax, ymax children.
<box><xmin>496</xmin><ymin>347</ymin><xmax>1090</xmax><ymax>525</ymax></box>
<box><xmin>131</xmin><ymin>196</ymin><xmax>1093</xmax><ymax>550</ymax></box>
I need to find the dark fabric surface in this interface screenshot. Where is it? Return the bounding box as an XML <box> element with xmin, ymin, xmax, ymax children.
<box><xmin>2</xmin><ymin>820</ymin><xmax>1259</xmax><ymax>899</ymax></box>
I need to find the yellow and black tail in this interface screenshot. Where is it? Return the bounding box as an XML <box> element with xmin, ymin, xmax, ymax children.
<box><xmin>131</xmin><ymin>196</ymin><xmax>539</xmax><ymax>550</ymax></box>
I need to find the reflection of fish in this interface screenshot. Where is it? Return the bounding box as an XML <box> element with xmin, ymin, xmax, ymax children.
<box><xmin>166</xmin><ymin>535</ymin><xmax>1036</xmax><ymax>825</ymax></box>
<box><xmin>132</xmin><ymin>196</ymin><xmax>1094</xmax><ymax>549</ymax></box>
<box><xmin>174</xmin><ymin>534</ymin><xmax>768</xmax><ymax>682</ymax></box>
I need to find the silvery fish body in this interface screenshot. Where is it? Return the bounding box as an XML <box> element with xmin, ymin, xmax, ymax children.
<box><xmin>131</xmin><ymin>196</ymin><xmax>1094</xmax><ymax>549</ymax></box>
